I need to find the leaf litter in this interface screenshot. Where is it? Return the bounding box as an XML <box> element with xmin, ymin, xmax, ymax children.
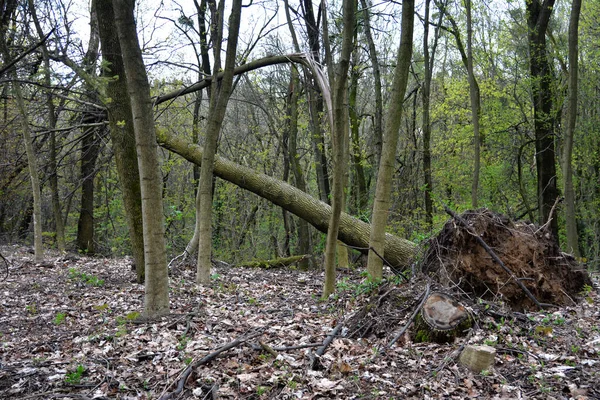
<box><xmin>1</xmin><ymin>243</ymin><xmax>599</xmax><ymax>399</ymax></box>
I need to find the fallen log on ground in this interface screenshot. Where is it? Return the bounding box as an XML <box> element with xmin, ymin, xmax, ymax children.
<box><xmin>157</xmin><ymin>133</ymin><xmax>416</xmax><ymax>269</ymax></box>
<box><xmin>235</xmin><ymin>255</ymin><xmax>309</xmax><ymax>269</ymax></box>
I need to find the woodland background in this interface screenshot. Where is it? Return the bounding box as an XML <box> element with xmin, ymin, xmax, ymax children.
<box><xmin>1</xmin><ymin>0</ymin><xmax>599</xmax><ymax>278</ymax></box>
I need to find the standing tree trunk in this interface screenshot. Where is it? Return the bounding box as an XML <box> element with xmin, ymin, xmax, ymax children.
<box><xmin>28</xmin><ymin>0</ymin><xmax>65</xmax><ymax>253</ymax></box>
<box><xmin>96</xmin><ymin>0</ymin><xmax>145</xmax><ymax>282</ymax></box>
<box><xmin>526</xmin><ymin>0</ymin><xmax>559</xmax><ymax>240</ymax></box>
<box><xmin>359</xmin><ymin>0</ymin><xmax>384</xmax><ymax>174</ymax></box>
<box><xmin>113</xmin><ymin>0</ymin><xmax>169</xmax><ymax>316</ymax></box>
<box><xmin>303</xmin><ymin>0</ymin><xmax>331</xmax><ymax>204</ymax></box>
<box><xmin>563</xmin><ymin>0</ymin><xmax>581</xmax><ymax>256</ymax></box>
<box><xmin>196</xmin><ymin>0</ymin><xmax>243</xmax><ymax>284</ymax></box>
<box><xmin>465</xmin><ymin>0</ymin><xmax>482</xmax><ymax>208</ymax></box>
<box><xmin>367</xmin><ymin>0</ymin><xmax>415</xmax><ymax>281</ymax></box>
<box><xmin>287</xmin><ymin>66</ymin><xmax>312</xmax><ymax>269</ymax></box>
<box><xmin>322</xmin><ymin>0</ymin><xmax>356</xmax><ymax>298</ymax></box>
<box><xmin>76</xmin><ymin>0</ymin><xmax>101</xmax><ymax>255</ymax></box>
<box><xmin>349</xmin><ymin>48</ymin><xmax>368</xmax><ymax>214</ymax></box>
<box><xmin>422</xmin><ymin>0</ymin><xmax>434</xmax><ymax>228</ymax></box>
<box><xmin>0</xmin><ymin>3</ymin><xmax>43</xmax><ymax>262</ymax></box>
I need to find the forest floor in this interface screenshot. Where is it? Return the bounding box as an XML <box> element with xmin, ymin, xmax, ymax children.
<box><xmin>1</xmin><ymin>244</ymin><xmax>599</xmax><ymax>399</ymax></box>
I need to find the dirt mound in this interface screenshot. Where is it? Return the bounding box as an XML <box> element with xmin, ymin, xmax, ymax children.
<box><xmin>420</xmin><ymin>209</ymin><xmax>592</xmax><ymax>310</ymax></box>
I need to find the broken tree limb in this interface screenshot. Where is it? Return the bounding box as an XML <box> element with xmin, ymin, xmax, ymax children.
<box><xmin>157</xmin><ymin>133</ymin><xmax>417</xmax><ymax>270</ymax></box>
<box><xmin>443</xmin><ymin>205</ymin><xmax>545</xmax><ymax>310</ymax></box>
<box><xmin>158</xmin><ymin>330</ymin><xmax>263</xmax><ymax>400</ymax></box>
<box><xmin>310</xmin><ymin>322</ymin><xmax>344</xmax><ymax>370</ymax></box>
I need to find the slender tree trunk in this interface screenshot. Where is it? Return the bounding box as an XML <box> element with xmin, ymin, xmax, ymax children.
<box><xmin>196</xmin><ymin>0</ymin><xmax>243</xmax><ymax>284</ymax></box>
<box><xmin>76</xmin><ymin>0</ymin><xmax>101</xmax><ymax>255</ymax></box>
<box><xmin>28</xmin><ymin>0</ymin><xmax>65</xmax><ymax>252</ymax></box>
<box><xmin>359</xmin><ymin>0</ymin><xmax>384</xmax><ymax>173</ymax></box>
<box><xmin>96</xmin><ymin>0</ymin><xmax>145</xmax><ymax>282</ymax></box>
<box><xmin>322</xmin><ymin>0</ymin><xmax>355</xmax><ymax>298</ymax></box>
<box><xmin>113</xmin><ymin>0</ymin><xmax>169</xmax><ymax>316</ymax></box>
<box><xmin>563</xmin><ymin>0</ymin><xmax>581</xmax><ymax>256</ymax></box>
<box><xmin>367</xmin><ymin>0</ymin><xmax>414</xmax><ymax>281</ymax></box>
<box><xmin>526</xmin><ymin>0</ymin><xmax>559</xmax><ymax>240</ymax></box>
<box><xmin>422</xmin><ymin>0</ymin><xmax>434</xmax><ymax>228</ymax></box>
<box><xmin>287</xmin><ymin>67</ymin><xmax>312</xmax><ymax>269</ymax></box>
<box><xmin>465</xmin><ymin>0</ymin><xmax>481</xmax><ymax>208</ymax></box>
<box><xmin>158</xmin><ymin>134</ymin><xmax>417</xmax><ymax>269</ymax></box>
<box><xmin>303</xmin><ymin>0</ymin><xmax>331</xmax><ymax>204</ymax></box>
<box><xmin>349</xmin><ymin>50</ymin><xmax>368</xmax><ymax>214</ymax></box>
<box><xmin>0</xmin><ymin>6</ymin><xmax>43</xmax><ymax>262</ymax></box>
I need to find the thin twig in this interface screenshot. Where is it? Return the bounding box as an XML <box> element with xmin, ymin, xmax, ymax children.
<box><xmin>310</xmin><ymin>322</ymin><xmax>343</xmax><ymax>370</ymax></box>
<box><xmin>158</xmin><ymin>330</ymin><xmax>263</xmax><ymax>400</ymax></box>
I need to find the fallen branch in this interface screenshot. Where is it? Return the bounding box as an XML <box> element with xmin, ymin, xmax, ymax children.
<box><xmin>387</xmin><ymin>283</ymin><xmax>431</xmax><ymax>348</ymax></box>
<box><xmin>158</xmin><ymin>330</ymin><xmax>263</xmax><ymax>400</ymax></box>
<box><xmin>310</xmin><ymin>322</ymin><xmax>343</xmax><ymax>370</ymax></box>
<box><xmin>235</xmin><ymin>255</ymin><xmax>309</xmax><ymax>269</ymax></box>
<box><xmin>443</xmin><ymin>205</ymin><xmax>546</xmax><ymax>310</ymax></box>
<box><xmin>1</xmin><ymin>252</ymin><xmax>9</xmax><ymax>282</ymax></box>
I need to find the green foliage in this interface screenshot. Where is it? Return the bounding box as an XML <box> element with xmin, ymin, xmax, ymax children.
<box><xmin>65</xmin><ymin>365</ymin><xmax>85</xmax><ymax>385</ymax></box>
<box><xmin>68</xmin><ymin>268</ymin><xmax>104</xmax><ymax>287</ymax></box>
<box><xmin>53</xmin><ymin>312</ymin><xmax>67</xmax><ymax>325</ymax></box>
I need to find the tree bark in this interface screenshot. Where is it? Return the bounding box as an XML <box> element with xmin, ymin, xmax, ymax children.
<box><xmin>359</xmin><ymin>0</ymin><xmax>384</xmax><ymax>173</ymax></box>
<box><xmin>96</xmin><ymin>0</ymin><xmax>146</xmax><ymax>282</ymax></box>
<box><xmin>76</xmin><ymin>0</ymin><xmax>101</xmax><ymax>255</ymax></box>
<box><xmin>157</xmin><ymin>133</ymin><xmax>417</xmax><ymax>269</ymax></box>
<box><xmin>465</xmin><ymin>0</ymin><xmax>481</xmax><ymax>208</ymax></box>
<box><xmin>0</xmin><ymin>3</ymin><xmax>44</xmax><ymax>262</ymax></box>
<box><xmin>366</xmin><ymin>0</ymin><xmax>414</xmax><ymax>281</ymax></box>
<box><xmin>287</xmin><ymin>66</ymin><xmax>311</xmax><ymax>269</ymax></box>
<box><xmin>526</xmin><ymin>0</ymin><xmax>559</xmax><ymax>240</ymax></box>
<box><xmin>113</xmin><ymin>0</ymin><xmax>169</xmax><ymax>316</ymax></box>
<box><xmin>196</xmin><ymin>0</ymin><xmax>243</xmax><ymax>284</ymax></box>
<box><xmin>28</xmin><ymin>0</ymin><xmax>65</xmax><ymax>253</ymax></box>
<box><xmin>322</xmin><ymin>0</ymin><xmax>355</xmax><ymax>297</ymax></box>
<box><xmin>563</xmin><ymin>0</ymin><xmax>581</xmax><ymax>256</ymax></box>
<box><xmin>422</xmin><ymin>0</ymin><xmax>434</xmax><ymax>228</ymax></box>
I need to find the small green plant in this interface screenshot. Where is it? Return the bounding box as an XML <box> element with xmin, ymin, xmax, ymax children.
<box><xmin>65</xmin><ymin>365</ymin><xmax>85</xmax><ymax>385</ymax></box>
<box><xmin>68</xmin><ymin>268</ymin><xmax>104</xmax><ymax>287</ymax></box>
<box><xmin>484</xmin><ymin>339</ymin><xmax>497</xmax><ymax>346</ymax></box>
<box><xmin>25</xmin><ymin>304</ymin><xmax>37</xmax><ymax>315</ymax></box>
<box><xmin>564</xmin><ymin>359</ymin><xmax>576</xmax><ymax>367</ymax></box>
<box><xmin>54</xmin><ymin>312</ymin><xmax>67</xmax><ymax>325</ymax></box>
<box><xmin>125</xmin><ymin>311</ymin><xmax>140</xmax><ymax>321</ymax></box>
<box><xmin>177</xmin><ymin>335</ymin><xmax>189</xmax><ymax>351</ymax></box>
<box><xmin>481</xmin><ymin>369</ymin><xmax>491</xmax><ymax>376</ymax></box>
<box><xmin>580</xmin><ymin>284</ymin><xmax>593</xmax><ymax>296</ymax></box>
<box><xmin>210</xmin><ymin>273</ymin><xmax>221</xmax><ymax>281</ymax></box>
<box><xmin>287</xmin><ymin>379</ymin><xmax>298</xmax><ymax>390</ymax></box>
<box><xmin>256</xmin><ymin>386</ymin><xmax>269</xmax><ymax>396</ymax></box>
<box><xmin>336</xmin><ymin>277</ymin><xmax>352</xmax><ymax>291</ymax></box>
<box><xmin>571</xmin><ymin>345</ymin><xmax>580</xmax><ymax>354</ymax></box>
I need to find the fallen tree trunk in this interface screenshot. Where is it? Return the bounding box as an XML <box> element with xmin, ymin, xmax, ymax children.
<box><xmin>157</xmin><ymin>133</ymin><xmax>416</xmax><ymax>269</ymax></box>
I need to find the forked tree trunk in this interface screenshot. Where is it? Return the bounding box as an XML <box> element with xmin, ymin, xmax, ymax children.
<box><xmin>96</xmin><ymin>0</ymin><xmax>146</xmax><ymax>282</ymax></box>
